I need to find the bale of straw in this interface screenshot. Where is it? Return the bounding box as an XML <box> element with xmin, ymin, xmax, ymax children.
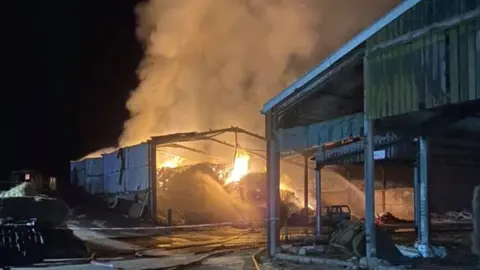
<box><xmin>156</xmin><ymin>164</ymin><xmax>262</xmax><ymax>225</ymax></box>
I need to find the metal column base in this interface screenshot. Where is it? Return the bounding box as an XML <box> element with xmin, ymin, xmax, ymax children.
<box><xmin>364</xmin><ymin>118</ymin><xmax>377</xmax><ymax>259</ymax></box>
<box><xmin>315</xmin><ymin>165</ymin><xmax>322</xmax><ymax>239</ymax></box>
<box><xmin>415</xmin><ymin>243</ymin><xmax>434</xmax><ymax>258</ymax></box>
<box><xmin>417</xmin><ymin>136</ymin><xmax>432</xmax><ymax>258</ymax></box>
<box><xmin>413</xmin><ymin>160</ymin><xmax>421</xmax><ymax>240</ymax></box>
<box><xmin>266</xmin><ymin>112</ymin><xmax>280</xmax><ymax>258</ymax></box>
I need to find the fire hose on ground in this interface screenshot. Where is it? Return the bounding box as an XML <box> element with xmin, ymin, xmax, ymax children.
<box><xmin>85</xmin><ymin>230</ymin><xmax>265</xmax><ymax>269</ymax></box>
<box><xmin>135</xmin><ymin>230</ymin><xmax>252</xmax><ymax>255</ymax></box>
<box><xmin>252</xmin><ymin>247</ymin><xmax>265</xmax><ymax>270</ymax></box>
<box><xmin>0</xmin><ymin>218</ymin><xmax>267</xmax><ymax>269</ymax></box>
<box><xmin>37</xmin><ymin>220</ymin><xmax>266</xmax><ymax>269</ymax></box>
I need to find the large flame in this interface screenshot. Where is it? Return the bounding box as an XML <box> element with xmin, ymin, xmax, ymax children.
<box><xmin>280</xmin><ymin>183</ymin><xmax>294</xmax><ymax>193</ymax></box>
<box><xmin>160</xmin><ymin>156</ymin><xmax>184</xmax><ymax>169</ymax></box>
<box><xmin>224</xmin><ymin>152</ymin><xmax>250</xmax><ymax>185</ymax></box>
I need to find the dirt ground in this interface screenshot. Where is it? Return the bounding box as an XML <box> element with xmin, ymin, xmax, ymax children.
<box><xmin>13</xmin><ymin>223</ymin><xmax>478</xmax><ymax>270</ymax></box>
<box><xmin>14</xmin><ymin>227</ymin><xmax>264</xmax><ymax>269</ymax></box>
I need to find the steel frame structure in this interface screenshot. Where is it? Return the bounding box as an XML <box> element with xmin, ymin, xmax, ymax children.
<box><xmin>261</xmin><ymin>0</ymin><xmax>480</xmax><ymax>262</ymax></box>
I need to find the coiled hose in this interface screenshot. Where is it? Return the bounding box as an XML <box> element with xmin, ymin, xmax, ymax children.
<box><xmin>0</xmin><ymin>219</ymin><xmax>45</xmax><ymax>268</ymax></box>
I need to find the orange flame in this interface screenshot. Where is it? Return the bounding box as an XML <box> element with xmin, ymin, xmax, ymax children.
<box><xmin>224</xmin><ymin>151</ymin><xmax>250</xmax><ymax>185</ymax></box>
<box><xmin>160</xmin><ymin>156</ymin><xmax>184</xmax><ymax>168</ymax></box>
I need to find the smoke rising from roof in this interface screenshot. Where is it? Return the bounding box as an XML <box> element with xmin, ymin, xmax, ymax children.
<box><xmin>118</xmin><ymin>0</ymin><xmax>399</xmax><ymax>148</ymax></box>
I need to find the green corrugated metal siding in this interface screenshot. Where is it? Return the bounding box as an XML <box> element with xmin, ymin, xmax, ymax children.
<box><xmin>365</xmin><ymin>0</ymin><xmax>480</xmax><ymax>119</ymax></box>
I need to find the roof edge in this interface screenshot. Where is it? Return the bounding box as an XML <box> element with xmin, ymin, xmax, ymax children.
<box><xmin>261</xmin><ymin>0</ymin><xmax>421</xmax><ymax>115</ymax></box>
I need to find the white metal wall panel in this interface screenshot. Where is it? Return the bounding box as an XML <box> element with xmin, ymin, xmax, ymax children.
<box><xmin>101</xmin><ymin>143</ymin><xmax>150</xmax><ymax>196</ymax></box>
<box><xmin>86</xmin><ymin>176</ymin><xmax>104</xmax><ymax>195</ymax></box>
<box><xmin>70</xmin><ymin>160</ymin><xmax>86</xmax><ymax>187</ymax></box>
<box><xmin>86</xmin><ymin>158</ymin><xmax>103</xmax><ymax>176</ymax></box>
<box><xmin>85</xmin><ymin>158</ymin><xmax>104</xmax><ymax>194</ymax></box>
<box><xmin>69</xmin><ymin>162</ymin><xmax>76</xmax><ymax>184</ymax></box>
<box><xmin>102</xmin><ymin>150</ymin><xmax>124</xmax><ymax>194</ymax></box>
<box><xmin>125</xmin><ymin>143</ymin><xmax>150</xmax><ymax>192</ymax></box>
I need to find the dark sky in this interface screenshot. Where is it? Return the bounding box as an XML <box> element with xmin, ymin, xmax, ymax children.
<box><xmin>2</xmin><ymin>0</ymin><xmax>143</xmax><ymax>181</ymax></box>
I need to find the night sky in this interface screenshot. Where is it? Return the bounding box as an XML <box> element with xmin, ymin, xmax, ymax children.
<box><xmin>3</xmin><ymin>0</ymin><xmax>142</xmax><ymax>181</ymax></box>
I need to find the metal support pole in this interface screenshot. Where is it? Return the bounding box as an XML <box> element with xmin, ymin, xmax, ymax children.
<box><xmin>304</xmin><ymin>155</ymin><xmax>309</xmax><ymax>217</ymax></box>
<box><xmin>149</xmin><ymin>141</ymin><xmax>158</xmax><ymax>225</ymax></box>
<box><xmin>363</xmin><ymin>55</ymin><xmax>376</xmax><ymax>260</ymax></box>
<box><xmin>315</xmin><ymin>165</ymin><xmax>322</xmax><ymax>239</ymax></box>
<box><xmin>364</xmin><ymin>118</ymin><xmax>377</xmax><ymax>259</ymax></box>
<box><xmin>418</xmin><ymin>136</ymin><xmax>432</xmax><ymax>256</ymax></box>
<box><xmin>382</xmin><ymin>166</ymin><xmax>387</xmax><ymax>213</ymax></box>
<box><xmin>233</xmin><ymin>131</ymin><xmax>238</xmax><ymax>162</ymax></box>
<box><xmin>345</xmin><ymin>167</ymin><xmax>351</xmax><ymax>206</ymax></box>
<box><xmin>413</xmin><ymin>138</ymin><xmax>421</xmax><ymax>240</ymax></box>
<box><xmin>266</xmin><ymin>112</ymin><xmax>281</xmax><ymax>258</ymax></box>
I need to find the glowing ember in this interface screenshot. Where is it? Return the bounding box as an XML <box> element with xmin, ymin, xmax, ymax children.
<box><xmin>224</xmin><ymin>152</ymin><xmax>250</xmax><ymax>185</ymax></box>
<box><xmin>280</xmin><ymin>183</ymin><xmax>294</xmax><ymax>192</ymax></box>
<box><xmin>161</xmin><ymin>156</ymin><xmax>184</xmax><ymax>168</ymax></box>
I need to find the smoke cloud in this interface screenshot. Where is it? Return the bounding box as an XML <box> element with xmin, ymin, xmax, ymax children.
<box><xmin>119</xmin><ymin>0</ymin><xmax>399</xmax><ymax>148</ymax></box>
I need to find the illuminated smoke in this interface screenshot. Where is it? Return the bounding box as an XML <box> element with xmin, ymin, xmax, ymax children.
<box><xmin>119</xmin><ymin>0</ymin><xmax>399</xmax><ymax>148</ymax></box>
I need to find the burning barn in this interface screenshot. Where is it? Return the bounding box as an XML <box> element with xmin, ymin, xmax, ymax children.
<box><xmin>70</xmin><ymin>126</ymin><xmax>307</xmax><ymax>225</ymax></box>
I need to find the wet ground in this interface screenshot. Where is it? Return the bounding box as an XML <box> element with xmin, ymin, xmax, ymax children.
<box><xmin>9</xmin><ymin>223</ymin><xmax>479</xmax><ymax>269</ymax></box>
<box><xmin>14</xmin><ymin>228</ymin><xmax>263</xmax><ymax>269</ymax></box>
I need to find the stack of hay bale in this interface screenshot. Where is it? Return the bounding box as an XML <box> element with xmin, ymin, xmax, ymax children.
<box><xmin>156</xmin><ymin>166</ymin><xmax>262</xmax><ymax>225</ymax></box>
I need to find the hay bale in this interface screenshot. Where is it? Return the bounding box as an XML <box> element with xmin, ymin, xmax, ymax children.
<box><xmin>156</xmin><ymin>165</ymin><xmax>262</xmax><ymax>225</ymax></box>
<box><xmin>0</xmin><ymin>183</ymin><xmax>70</xmax><ymax>226</ymax></box>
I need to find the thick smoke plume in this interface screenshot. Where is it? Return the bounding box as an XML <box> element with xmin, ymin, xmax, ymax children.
<box><xmin>119</xmin><ymin>0</ymin><xmax>399</xmax><ymax>147</ymax></box>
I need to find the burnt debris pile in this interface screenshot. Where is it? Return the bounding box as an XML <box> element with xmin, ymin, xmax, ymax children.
<box><xmin>155</xmin><ymin>165</ymin><xmax>304</xmax><ymax>225</ymax></box>
<box><xmin>373</xmin><ymin>212</ymin><xmax>409</xmax><ymax>225</ymax></box>
<box><xmin>155</xmin><ymin>163</ymin><xmax>262</xmax><ymax>225</ymax></box>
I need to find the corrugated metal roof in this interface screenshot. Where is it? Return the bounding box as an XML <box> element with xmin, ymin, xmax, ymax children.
<box><xmin>261</xmin><ymin>0</ymin><xmax>421</xmax><ymax>114</ymax></box>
